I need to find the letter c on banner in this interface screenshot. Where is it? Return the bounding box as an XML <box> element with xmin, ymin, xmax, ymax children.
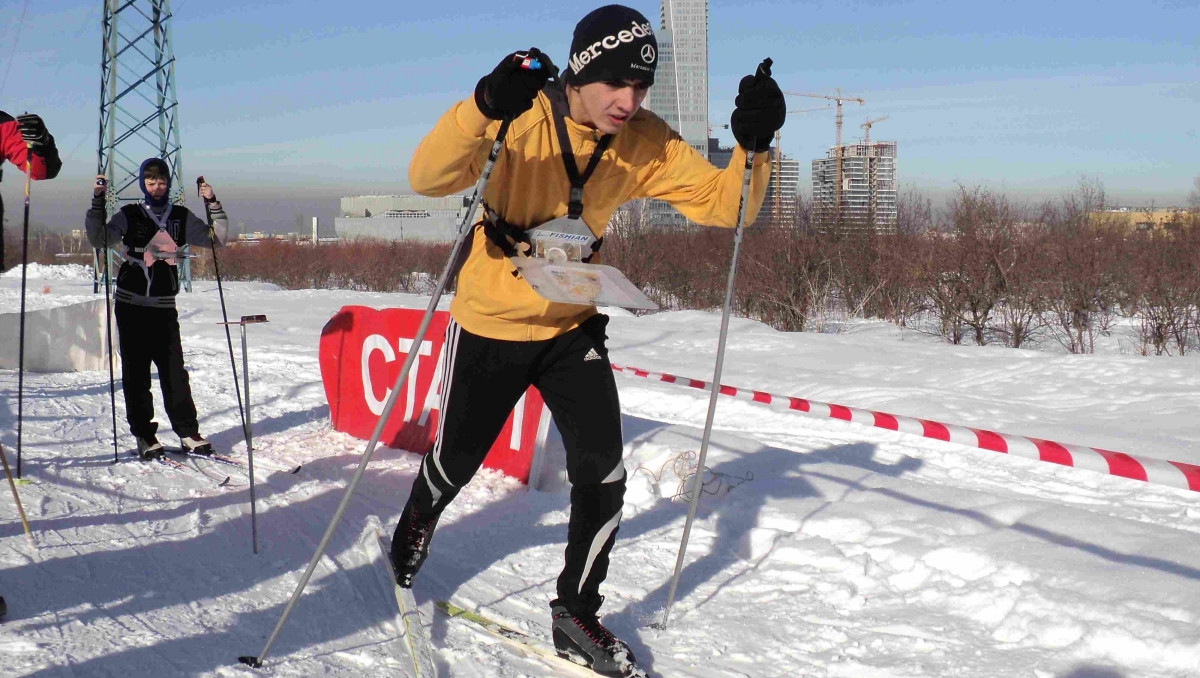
<box><xmin>362</xmin><ymin>333</ymin><xmax>396</xmax><ymax>416</ymax></box>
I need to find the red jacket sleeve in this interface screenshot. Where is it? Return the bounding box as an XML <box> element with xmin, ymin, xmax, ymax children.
<box><xmin>0</xmin><ymin>113</ymin><xmax>54</xmax><ymax>180</ymax></box>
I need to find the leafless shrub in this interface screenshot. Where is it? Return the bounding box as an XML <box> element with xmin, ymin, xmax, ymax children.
<box><xmin>192</xmin><ymin>238</ymin><xmax>449</xmax><ymax>294</ymax></box>
<box><xmin>1131</xmin><ymin>216</ymin><xmax>1200</xmax><ymax>355</ymax></box>
<box><xmin>1039</xmin><ymin>179</ymin><xmax>1124</xmax><ymax>353</ymax></box>
<box><xmin>738</xmin><ymin>225</ymin><xmax>836</xmax><ymax>332</ymax></box>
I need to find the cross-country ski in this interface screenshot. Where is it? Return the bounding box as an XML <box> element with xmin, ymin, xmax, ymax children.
<box><xmin>436</xmin><ymin>600</ymin><xmax>628</xmax><ymax>678</ymax></box>
<box><xmin>372</xmin><ymin>526</ymin><xmax>438</xmax><ymax>678</ymax></box>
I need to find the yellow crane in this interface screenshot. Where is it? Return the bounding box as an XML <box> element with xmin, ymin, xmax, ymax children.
<box><xmin>860</xmin><ymin>115</ymin><xmax>888</xmax><ymax>145</ymax></box>
<box><xmin>859</xmin><ymin>115</ymin><xmax>889</xmax><ymax>225</ymax></box>
<box><xmin>784</xmin><ymin>89</ymin><xmax>864</xmax><ymax>220</ymax></box>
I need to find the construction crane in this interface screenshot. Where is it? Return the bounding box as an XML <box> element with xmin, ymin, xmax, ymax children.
<box><xmin>860</xmin><ymin>115</ymin><xmax>888</xmax><ymax>145</ymax></box>
<box><xmin>784</xmin><ymin>89</ymin><xmax>864</xmax><ymax>221</ymax></box>
<box><xmin>859</xmin><ymin>116</ymin><xmax>888</xmax><ymax>226</ymax></box>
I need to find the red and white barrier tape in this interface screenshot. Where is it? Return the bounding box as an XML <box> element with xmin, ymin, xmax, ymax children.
<box><xmin>610</xmin><ymin>363</ymin><xmax>1200</xmax><ymax>494</ymax></box>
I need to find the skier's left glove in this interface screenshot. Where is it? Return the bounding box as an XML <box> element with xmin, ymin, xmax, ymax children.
<box><xmin>16</xmin><ymin>113</ymin><xmax>48</xmax><ymax>146</ymax></box>
<box><xmin>729</xmin><ymin>59</ymin><xmax>785</xmax><ymax>153</ymax></box>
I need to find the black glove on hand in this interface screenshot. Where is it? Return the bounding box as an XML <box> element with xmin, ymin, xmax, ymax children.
<box><xmin>730</xmin><ymin>59</ymin><xmax>785</xmax><ymax>153</ymax></box>
<box><xmin>16</xmin><ymin>113</ymin><xmax>48</xmax><ymax>145</ymax></box>
<box><xmin>474</xmin><ymin>48</ymin><xmax>555</xmax><ymax>120</ymax></box>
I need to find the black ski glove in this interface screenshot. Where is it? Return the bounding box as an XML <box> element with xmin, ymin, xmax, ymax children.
<box><xmin>729</xmin><ymin>59</ymin><xmax>786</xmax><ymax>153</ymax></box>
<box><xmin>474</xmin><ymin>48</ymin><xmax>556</xmax><ymax>120</ymax></box>
<box><xmin>16</xmin><ymin>113</ymin><xmax>48</xmax><ymax>145</ymax></box>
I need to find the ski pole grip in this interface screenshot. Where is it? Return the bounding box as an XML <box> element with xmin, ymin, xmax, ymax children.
<box><xmin>520</xmin><ymin>47</ymin><xmax>559</xmax><ymax>82</ymax></box>
<box><xmin>756</xmin><ymin>58</ymin><xmax>773</xmax><ymax>80</ymax></box>
<box><xmin>197</xmin><ymin>175</ymin><xmax>217</xmax><ymax>204</ymax></box>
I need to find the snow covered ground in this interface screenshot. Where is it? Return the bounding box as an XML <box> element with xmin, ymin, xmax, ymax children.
<box><xmin>2</xmin><ymin>267</ymin><xmax>1199</xmax><ymax>678</ymax></box>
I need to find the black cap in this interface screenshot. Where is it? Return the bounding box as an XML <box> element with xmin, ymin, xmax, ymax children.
<box><xmin>564</xmin><ymin>5</ymin><xmax>657</xmax><ymax>87</ymax></box>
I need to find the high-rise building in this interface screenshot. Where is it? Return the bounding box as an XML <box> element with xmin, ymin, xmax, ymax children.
<box><xmin>646</xmin><ymin>0</ymin><xmax>709</xmax><ymax>158</ymax></box>
<box><xmin>642</xmin><ymin>0</ymin><xmax>710</xmax><ymax>227</ymax></box>
<box><xmin>812</xmin><ymin>141</ymin><xmax>897</xmax><ymax>232</ymax></box>
<box><xmin>755</xmin><ymin>152</ymin><xmax>801</xmax><ymax>226</ymax></box>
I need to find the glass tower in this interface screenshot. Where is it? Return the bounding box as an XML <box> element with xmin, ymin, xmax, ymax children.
<box><xmin>646</xmin><ymin>0</ymin><xmax>709</xmax><ymax>160</ymax></box>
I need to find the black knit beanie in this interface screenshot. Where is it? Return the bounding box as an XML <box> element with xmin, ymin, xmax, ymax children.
<box><xmin>564</xmin><ymin>5</ymin><xmax>658</xmax><ymax>87</ymax></box>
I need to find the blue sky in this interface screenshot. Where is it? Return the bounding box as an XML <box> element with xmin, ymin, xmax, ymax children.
<box><xmin>1</xmin><ymin>0</ymin><xmax>1197</xmax><ymax>210</ymax></box>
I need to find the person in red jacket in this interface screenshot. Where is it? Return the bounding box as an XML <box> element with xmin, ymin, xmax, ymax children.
<box><xmin>0</xmin><ymin>111</ymin><xmax>62</xmax><ymax>271</ymax></box>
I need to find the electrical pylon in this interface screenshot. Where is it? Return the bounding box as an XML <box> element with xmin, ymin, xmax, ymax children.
<box><xmin>96</xmin><ymin>0</ymin><xmax>190</xmax><ymax>292</ymax></box>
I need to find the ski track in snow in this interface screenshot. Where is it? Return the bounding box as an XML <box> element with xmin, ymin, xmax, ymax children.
<box><xmin>2</xmin><ymin>275</ymin><xmax>1199</xmax><ymax>677</ymax></box>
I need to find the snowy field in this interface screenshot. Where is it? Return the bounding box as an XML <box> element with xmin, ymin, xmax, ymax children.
<box><xmin>2</xmin><ymin>265</ymin><xmax>1199</xmax><ymax>678</ymax></box>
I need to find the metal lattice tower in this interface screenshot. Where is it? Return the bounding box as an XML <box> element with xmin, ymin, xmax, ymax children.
<box><xmin>96</xmin><ymin>0</ymin><xmax>190</xmax><ymax>291</ymax></box>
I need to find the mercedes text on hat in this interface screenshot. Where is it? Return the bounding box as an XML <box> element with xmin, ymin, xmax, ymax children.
<box><xmin>568</xmin><ymin>20</ymin><xmax>655</xmax><ymax>75</ymax></box>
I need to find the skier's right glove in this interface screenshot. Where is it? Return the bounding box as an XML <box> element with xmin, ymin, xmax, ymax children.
<box><xmin>16</xmin><ymin>113</ymin><xmax>48</xmax><ymax>145</ymax></box>
<box><xmin>474</xmin><ymin>48</ymin><xmax>555</xmax><ymax>120</ymax></box>
<box><xmin>91</xmin><ymin>175</ymin><xmax>108</xmax><ymax>210</ymax></box>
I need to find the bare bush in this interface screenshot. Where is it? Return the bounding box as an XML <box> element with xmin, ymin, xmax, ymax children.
<box><xmin>192</xmin><ymin>238</ymin><xmax>450</xmax><ymax>294</ymax></box>
<box><xmin>1132</xmin><ymin>220</ymin><xmax>1200</xmax><ymax>355</ymax></box>
<box><xmin>1040</xmin><ymin>179</ymin><xmax>1124</xmax><ymax>353</ymax></box>
<box><xmin>738</xmin><ymin>225</ymin><xmax>836</xmax><ymax>332</ymax></box>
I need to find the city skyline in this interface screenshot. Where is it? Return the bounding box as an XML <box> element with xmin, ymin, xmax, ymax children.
<box><xmin>1</xmin><ymin>0</ymin><xmax>1197</xmax><ymax>233</ymax></box>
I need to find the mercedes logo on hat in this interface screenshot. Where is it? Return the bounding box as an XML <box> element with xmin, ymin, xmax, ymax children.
<box><xmin>641</xmin><ymin>44</ymin><xmax>656</xmax><ymax>64</ymax></box>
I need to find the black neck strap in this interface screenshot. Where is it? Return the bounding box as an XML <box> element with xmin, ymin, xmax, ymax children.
<box><xmin>547</xmin><ymin>82</ymin><xmax>613</xmax><ymax>219</ymax></box>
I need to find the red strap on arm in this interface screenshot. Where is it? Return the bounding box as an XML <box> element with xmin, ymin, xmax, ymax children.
<box><xmin>0</xmin><ymin>119</ymin><xmax>50</xmax><ymax>179</ymax></box>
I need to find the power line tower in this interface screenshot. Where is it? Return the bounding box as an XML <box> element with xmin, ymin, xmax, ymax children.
<box><xmin>96</xmin><ymin>0</ymin><xmax>191</xmax><ymax>292</ymax></box>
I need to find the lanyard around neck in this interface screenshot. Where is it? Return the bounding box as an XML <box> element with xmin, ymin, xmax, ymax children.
<box><xmin>141</xmin><ymin>202</ymin><xmax>172</xmax><ymax>231</ymax></box>
<box><xmin>547</xmin><ymin>83</ymin><xmax>613</xmax><ymax>219</ymax></box>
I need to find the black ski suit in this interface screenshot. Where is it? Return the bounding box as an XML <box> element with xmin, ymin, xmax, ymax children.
<box><xmin>84</xmin><ymin>174</ymin><xmax>228</xmax><ymax>443</ymax></box>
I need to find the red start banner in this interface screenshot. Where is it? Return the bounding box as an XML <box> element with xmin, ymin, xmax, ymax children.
<box><xmin>318</xmin><ymin>306</ymin><xmax>549</xmax><ymax>483</ymax></box>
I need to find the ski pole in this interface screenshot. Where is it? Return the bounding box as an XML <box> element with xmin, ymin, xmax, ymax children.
<box><xmin>98</xmin><ymin>176</ymin><xmax>119</xmax><ymax>464</ymax></box>
<box><xmin>198</xmin><ymin>177</ymin><xmax>250</xmax><ymax>448</ymax></box>
<box><xmin>16</xmin><ymin>138</ymin><xmax>33</xmax><ymax>478</ymax></box>
<box><xmin>1</xmin><ymin>443</ymin><xmax>34</xmax><ymax>549</ymax></box>
<box><xmin>238</xmin><ymin>89</ymin><xmax>528</xmax><ymax>669</ymax></box>
<box><xmin>657</xmin><ymin>59</ymin><xmax>774</xmax><ymax>631</ymax></box>
<box><xmin>220</xmin><ymin>314</ymin><xmax>268</xmax><ymax>554</ymax></box>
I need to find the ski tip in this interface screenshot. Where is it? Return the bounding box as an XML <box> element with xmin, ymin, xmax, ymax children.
<box><xmin>218</xmin><ymin>476</ymin><xmax>233</xmax><ymax>487</ymax></box>
<box><xmin>289</xmin><ymin>465</ymin><xmax>302</xmax><ymax>474</ymax></box>
<box><xmin>237</xmin><ymin>656</ymin><xmax>263</xmax><ymax>668</ymax></box>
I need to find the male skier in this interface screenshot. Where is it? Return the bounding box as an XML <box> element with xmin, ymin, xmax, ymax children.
<box><xmin>85</xmin><ymin>158</ymin><xmax>229</xmax><ymax>460</ymax></box>
<box><xmin>392</xmin><ymin>5</ymin><xmax>784</xmax><ymax>675</ymax></box>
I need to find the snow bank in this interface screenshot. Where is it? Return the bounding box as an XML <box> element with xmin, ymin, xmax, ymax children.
<box><xmin>1</xmin><ymin>263</ymin><xmax>94</xmax><ymax>280</ymax></box>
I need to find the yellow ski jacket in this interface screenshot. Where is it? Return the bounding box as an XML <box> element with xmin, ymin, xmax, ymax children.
<box><xmin>409</xmin><ymin>90</ymin><xmax>771</xmax><ymax>341</ymax></box>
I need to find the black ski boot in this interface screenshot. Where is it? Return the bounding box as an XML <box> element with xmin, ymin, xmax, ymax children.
<box><xmin>389</xmin><ymin>506</ymin><xmax>440</xmax><ymax>589</ymax></box>
<box><xmin>551</xmin><ymin>603</ymin><xmax>647</xmax><ymax>677</ymax></box>
<box><xmin>136</xmin><ymin>436</ymin><xmax>164</xmax><ymax>461</ymax></box>
<box><xmin>181</xmin><ymin>433</ymin><xmax>213</xmax><ymax>456</ymax></box>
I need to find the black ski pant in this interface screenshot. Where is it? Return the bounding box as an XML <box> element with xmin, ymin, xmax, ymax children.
<box><xmin>401</xmin><ymin>314</ymin><xmax>626</xmax><ymax>617</ymax></box>
<box><xmin>114</xmin><ymin>301</ymin><xmax>199</xmax><ymax>441</ymax></box>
